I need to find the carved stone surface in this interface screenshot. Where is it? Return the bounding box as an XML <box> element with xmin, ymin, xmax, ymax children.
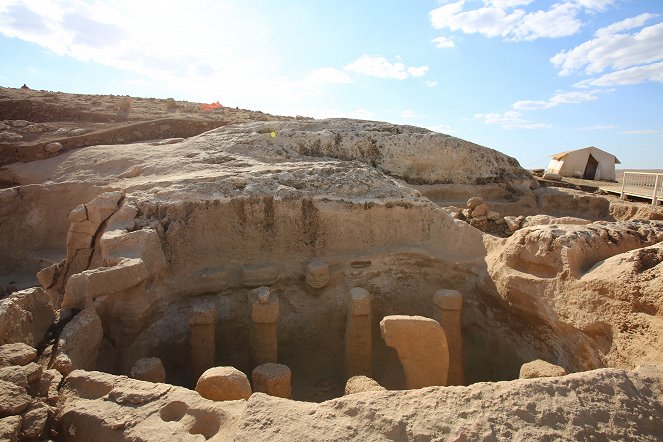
<box><xmin>249</xmin><ymin>288</ymin><xmax>279</xmax><ymax>366</ymax></box>
<box><xmin>433</xmin><ymin>289</ymin><xmax>464</xmax><ymax>385</ymax></box>
<box><xmin>190</xmin><ymin>305</ymin><xmax>216</xmax><ymax>383</ymax></box>
<box><xmin>345</xmin><ymin>287</ymin><xmax>372</xmax><ymax>379</ymax></box>
<box><xmin>380</xmin><ymin>315</ymin><xmax>449</xmax><ymax>389</ymax></box>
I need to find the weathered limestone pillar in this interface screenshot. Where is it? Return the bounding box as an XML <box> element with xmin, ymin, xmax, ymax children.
<box><xmin>380</xmin><ymin>315</ymin><xmax>449</xmax><ymax>389</ymax></box>
<box><xmin>345</xmin><ymin>287</ymin><xmax>372</xmax><ymax>379</ymax></box>
<box><xmin>189</xmin><ymin>305</ymin><xmax>216</xmax><ymax>383</ymax></box>
<box><xmin>250</xmin><ymin>287</ymin><xmax>279</xmax><ymax>366</ymax></box>
<box><xmin>433</xmin><ymin>289</ymin><xmax>464</xmax><ymax>385</ymax></box>
<box><xmin>252</xmin><ymin>363</ymin><xmax>292</xmax><ymax>399</ymax></box>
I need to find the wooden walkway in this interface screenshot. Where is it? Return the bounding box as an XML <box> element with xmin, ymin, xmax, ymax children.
<box><xmin>600</xmin><ymin>172</ymin><xmax>663</xmax><ymax>205</ymax></box>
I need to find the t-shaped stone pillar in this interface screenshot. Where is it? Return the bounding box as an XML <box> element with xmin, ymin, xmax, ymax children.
<box><xmin>250</xmin><ymin>287</ymin><xmax>279</xmax><ymax>366</ymax></box>
<box><xmin>433</xmin><ymin>289</ymin><xmax>464</xmax><ymax>385</ymax></box>
<box><xmin>380</xmin><ymin>315</ymin><xmax>449</xmax><ymax>389</ymax></box>
<box><xmin>189</xmin><ymin>305</ymin><xmax>216</xmax><ymax>383</ymax></box>
<box><xmin>345</xmin><ymin>287</ymin><xmax>373</xmax><ymax>379</ymax></box>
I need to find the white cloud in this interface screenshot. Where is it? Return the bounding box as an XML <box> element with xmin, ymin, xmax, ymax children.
<box><xmin>407</xmin><ymin>66</ymin><xmax>430</xmax><ymax>77</ymax></box>
<box><xmin>474</xmin><ymin>111</ymin><xmax>552</xmax><ymax>129</ymax></box>
<box><xmin>574</xmin><ymin>0</ymin><xmax>615</xmax><ymax>11</ymax></box>
<box><xmin>432</xmin><ymin>36</ymin><xmax>455</xmax><ymax>48</ymax></box>
<box><xmin>0</xmin><ymin>1</ymin><xmax>351</xmax><ymax>111</ymax></box>
<box><xmin>575</xmin><ymin>61</ymin><xmax>663</xmax><ymax>87</ymax></box>
<box><xmin>511</xmin><ymin>2</ymin><xmax>582</xmax><ymax>41</ymax></box>
<box><xmin>513</xmin><ymin>90</ymin><xmax>604</xmax><ymax>110</ymax></box>
<box><xmin>346</xmin><ymin>108</ymin><xmax>376</xmax><ymax>119</ymax></box>
<box><xmin>583</xmin><ymin>124</ymin><xmax>618</xmax><ymax>130</ymax></box>
<box><xmin>485</xmin><ymin>0</ymin><xmax>532</xmax><ymax>7</ymax></box>
<box><xmin>426</xmin><ymin>124</ymin><xmax>456</xmax><ymax>134</ymax></box>
<box><xmin>344</xmin><ymin>55</ymin><xmax>429</xmax><ymax>80</ymax></box>
<box><xmin>401</xmin><ymin>110</ymin><xmax>424</xmax><ymax>119</ymax></box>
<box><xmin>430</xmin><ymin>0</ymin><xmax>583</xmax><ymax>42</ymax></box>
<box><xmin>619</xmin><ymin>129</ymin><xmax>658</xmax><ymax>135</ymax></box>
<box><xmin>426</xmin><ymin>80</ymin><xmax>438</xmax><ymax>87</ymax></box>
<box><xmin>595</xmin><ymin>13</ymin><xmax>659</xmax><ymax>37</ymax></box>
<box><xmin>551</xmin><ymin>22</ymin><xmax>663</xmax><ymax>76</ymax></box>
<box><xmin>305</xmin><ymin>68</ymin><xmax>352</xmax><ymax>85</ymax></box>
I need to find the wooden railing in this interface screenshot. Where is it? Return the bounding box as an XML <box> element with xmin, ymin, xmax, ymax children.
<box><xmin>620</xmin><ymin>172</ymin><xmax>663</xmax><ymax>205</ymax></box>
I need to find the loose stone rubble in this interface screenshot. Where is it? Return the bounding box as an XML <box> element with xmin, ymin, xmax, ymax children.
<box><xmin>0</xmin><ymin>88</ymin><xmax>662</xmax><ymax>440</ymax></box>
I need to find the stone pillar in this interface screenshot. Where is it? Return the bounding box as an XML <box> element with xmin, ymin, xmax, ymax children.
<box><xmin>380</xmin><ymin>315</ymin><xmax>449</xmax><ymax>389</ymax></box>
<box><xmin>345</xmin><ymin>287</ymin><xmax>372</xmax><ymax>379</ymax></box>
<box><xmin>433</xmin><ymin>289</ymin><xmax>464</xmax><ymax>385</ymax></box>
<box><xmin>189</xmin><ymin>305</ymin><xmax>216</xmax><ymax>383</ymax></box>
<box><xmin>252</xmin><ymin>363</ymin><xmax>292</xmax><ymax>399</ymax></box>
<box><xmin>250</xmin><ymin>287</ymin><xmax>279</xmax><ymax>366</ymax></box>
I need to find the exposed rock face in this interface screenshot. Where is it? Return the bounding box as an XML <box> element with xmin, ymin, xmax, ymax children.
<box><xmin>487</xmin><ymin>221</ymin><xmax>663</xmax><ymax>373</ymax></box>
<box><xmin>235</xmin><ymin>366</ymin><xmax>663</xmax><ymax>440</ymax></box>
<box><xmin>2</xmin><ymin>88</ymin><xmax>663</xmax><ymax>438</ymax></box>
<box><xmin>0</xmin><ymin>287</ymin><xmax>54</xmax><ymax>346</ymax></box>
<box><xmin>52</xmin><ymin>306</ymin><xmax>103</xmax><ymax>375</ymax></box>
<box><xmin>58</xmin><ymin>370</ymin><xmax>246</xmax><ymax>441</ymax></box>
<box><xmin>53</xmin><ymin>367</ymin><xmax>663</xmax><ymax>440</ymax></box>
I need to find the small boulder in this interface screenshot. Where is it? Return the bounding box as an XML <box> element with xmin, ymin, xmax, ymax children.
<box><xmin>0</xmin><ymin>362</ymin><xmax>42</xmax><ymax>388</ymax></box>
<box><xmin>0</xmin><ymin>379</ymin><xmax>31</xmax><ymax>415</ymax></box>
<box><xmin>0</xmin><ymin>415</ymin><xmax>22</xmax><ymax>442</ymax></box>
<box><xmin>52</xmin><ymin>306</ymin><xmax>103</xmax><ymax>375</ymax></box>
<box><xmin>20</xmin><ymin>401</ymin><xmax>48</xmax><ymax>440</ymax></box>
<box><xmin>344</xmin><ymin>376</ymin><xmax>386</xmax><ymax>395</ymax></box>
<box><xmin>487</xmin><ymin>211</ymin><xmax>501</xmax><ymax>221</ymax></box>
<box><xmin>466</xmin><ymin>197</ymin><xmax>484</xmax><ymax>210</ymax></box>
<box><xmin>0</xmin><ymin>132</ymin><xmax>23</xmax><ymax>142</ymax></box>
<box><xmin>44</xmin><ymin>142</ymin><xmax>63</xmax><ymax>153</ymax></box>
<box><xmin>38</xmin><ymin>369</ymin><xmax>62</xmax><ymax>404</ymax></box>
<box><xmin>519</xmin><ymin>359</ymin><xmax>567</xmax><ymax>379</ymax></box>
<box><xmin>0</xmin><ymin>287</ymin><xmax>55</xmax><ymax>347</ymax></box>
<box><xmin>0</xmin><ymin>343</ymin><xmax>37</xmax><ymax>367</ymax></box>
<box><xmin>471</xmin><ymin>203</ymin><xmax>489</xmax><ymax>218</ymax></box>
<box><xmin>131</xmin><ymin>357</ymin><xmax>166</xmax><ymax>383</ymax></box>
<box><xmin>543</xmin><ymin>172</ymin><xmax>562</xmax><ymax>181</ymax></box>
<box><xmin>195</xmin><ymin>367</ymin><xmax>251</xmax><ymax>401</ymax></box>
<box><xmin>503</xmin><ymin>216</ymin><xmax>522</xmax><ymax>232</ymax></box>
<box><xmin>9</xmin><ymin>120</ymin><xmax>29</xmax><ymax>128</ymax></box>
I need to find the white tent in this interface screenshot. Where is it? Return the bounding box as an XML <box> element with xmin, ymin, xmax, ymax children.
<box><xmin>546</xmin><ymin>146</ymin><xmax>620</xmax><ymax>181</ymax></box>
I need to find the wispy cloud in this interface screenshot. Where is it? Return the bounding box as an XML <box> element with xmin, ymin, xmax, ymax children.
<box><xmin>401</xmin><ymin>110</ymin><xmax>424</xmax><ymax>119</ymax></box>
<box><xmin>583</xmin><ymin>124</ymin><xmax>618</xmax><ymax>130</ymax></box>
<box><xmin>426</xmin><ymin>124</ymin><xmax>456</xmax><ymax>134</ymax></box>
<box><xmin>432</xmin><ymin>36</ymin><xmax>455</xmax><ymax>48</ymax></box>
<box><xmin>619</xmin><ymin>129</ymin><xmax>658</xmax><ymax>135</ymax></box>
<box><xmin>474</xmin><ymin>111</ymin><xmax>552</xmax><ymax>129</ymax></box>
<box><xmin>426</xmin><ymin>80</ymin><xmax>438</xmax><ymax>87</ymax></box>
<box><xmin>344</xmin><ymin>55</ymin><xmax>429</xmax><ymax>80</ymax></box>
<box><xmin>305</xmin><ymin>68</ymin><xmax>352</xmax><ymax>85</ymax></box>
<box><xmin>575</xmin><ymin>61</ymin><xmax>663</xmax><ymax>88</ymax></box>
<box><xmin>513</xmin><ymin>90</ymin><xmax>606</xmax><ymax>110</ymax></box>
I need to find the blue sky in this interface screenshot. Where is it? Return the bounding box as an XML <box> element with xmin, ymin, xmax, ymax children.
<box><xmin>0</xmin><ymin>0</ymin><xmax>661</xmax><ymax>169</ymax></box>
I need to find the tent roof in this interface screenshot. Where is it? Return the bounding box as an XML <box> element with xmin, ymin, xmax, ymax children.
<box><xmin>550</xmin><ymin>146</ymin><xmax>621</xmax><ymax>164</ymax></box>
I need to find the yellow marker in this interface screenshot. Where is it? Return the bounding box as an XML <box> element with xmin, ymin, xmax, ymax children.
<box><xmin>271</xmin><ymin>131</ymin><xmax>276</xmax><ymax>138</ymax></box>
